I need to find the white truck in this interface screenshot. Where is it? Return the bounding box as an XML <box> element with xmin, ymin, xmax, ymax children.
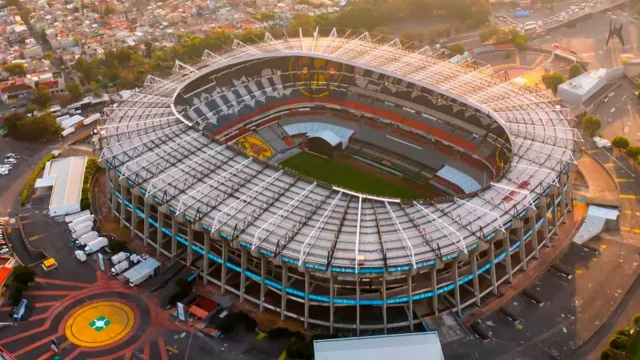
<box><xmin>76</xmin><ymin>231</ymin><xmax>99</xmax><ymax>246</ymax></box>
<box><xmin>110</xmin><ymin>252</ymin><xmax>128</xmax><ymax>265</ymax></box>
<box><xmin>68</xmin><ymin>215</ymin><xmax>94</xmax><ymax>231</ymax></box>
<box><xmin>110</xmin><ymin>261</ymin><xmax>130</xmax><ymax>276</ymax></box>
<box><xmin>84</xmin><ymin>237</ymin><xmax>108</xmax><ymax>254</ymax></box>
<box><xmin>65</xmin><ymin>210</ymin><xmax>91</xmax><ymax>223</ymax></box>
<box><xmin>74</xmin><ymin>250</ymin><xmax>87</xmax><ymax>262</ymax></box>
<box><xmin>71</xmin><ymin>222</ymin><xmax>93</xmax><ymax>239</ymax></box>
<box><xmin>123</xmin><ymin>257</ymin><xmax>161</xmax><ymax>287</ymax></box>
<box><xmin>129</xmin><ymin>254</ymin><xmax>142</xmax><ymax>264</ymax></box>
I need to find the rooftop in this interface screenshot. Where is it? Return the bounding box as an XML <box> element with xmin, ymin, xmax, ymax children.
<box><xmin>314</xmin><ymin>332</ymin><xmax>444</xmax><ymax>360</ymax></box>
<box><xmin>38</xmin><ymin>156</ymin><xmax>87</xmax><ymax>213</ymax></box>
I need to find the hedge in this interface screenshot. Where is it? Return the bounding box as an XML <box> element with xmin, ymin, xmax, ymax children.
<box><xmin>20</xmin><ymin>153</ymin><xmax>55</xmax><ymax>205</ymax></box>
<box><xmin>80</xmin><ymin>158</ymin><xmax>99</xmax><ymax>210</ymax></box>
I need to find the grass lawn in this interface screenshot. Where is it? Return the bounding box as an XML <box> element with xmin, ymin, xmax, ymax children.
<box><xmin>280</xmin><ymin>151</ymin><xmax>424</xmax><ymax>199</ymax></box>
<box><xmin>629</xmin><ymin>334</ymin><xmax>640</xmax><ymax>359</ymax></box>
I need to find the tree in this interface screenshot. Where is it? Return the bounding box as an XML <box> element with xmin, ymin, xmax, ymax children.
<box><xmin>611</xmin><ymin>136</ymin><xmax>630</xmax><ymax>150</ymax></box>
<box><xmin>541</xmin><ymin>71</ymin><xmax>566</xmax><ymax>94</ymax></box>
<box><xmin>569</xmin><ymin>63</ymin><xmax>584</xmax><ymax>79</ymax></box>
<box><xmin>7</xmin><ymin>285</ymin><xmax>24</xmax><ymax>305</ymax></box>
<box><xmin>626</xmin><ymin>146</ymin><xmax>640</xmax><ymax>159</ymax></box>
<box><xmin>581</xmin><ymin>114</ymin><xmax>601</xmax><ymax>137</ymax></box>
<box><xmin>600</xmin><ymin>347</ymin><xmax>614</xmax><ymax>360</ymax></box>
<box><xmin>11</xmin><ymin>264</ymin><xmax>37</xmax><ymax>287</ymax></box>
<box><xmin>400</xmin><ymin>31</ymin><xmax>425</xmax><ymax>44</ymax></box>
<box><xmin>371</xmin><ymin>27</ymin><xmax>390</xmax><ymax>37</ymax></box>
<box><xmin>65</xmin><ymin>82</ymin><xmax>83</xmax><ymax>102</ymax></box>
<box><xmin>479</xmin><ymin>24</ymin><xmax>500</xmax><ymax>43</ymax></box>
<box><xmin>4</xmin><ymin>62</ymin><xmax>27</xmax><ymax>77</ymax></box>
<box><xmin>30</xmin><ymin>85</ymin><xmax>51</xmax><ymax>109</ymax></box>
<box><xmin>15</xmin><ymin>113</ymin><xmax>62</xmax><ymax>142</ymax></box>
<box><xmin>634</xmin><ymin>314</ymin><xmax>640</xmax><ymax>326</ymax></box>
<box><xmin>448</xmin><ymin>42</ymin><xmax>465</xmax><ymax>55</ymax></box>
<box><xmin>103</xmin><ymin>5</ymin><xmax>116</xmax><ymax>17</ymax></box>
<box><xmin>637</xmin><ymin>91</ymin><xmax>640</xmax><ymax>102</ymax></box>
<box><xmin>2</xmin><ymin>111</ymin><xmax>24</xmax><ymax>137</ymax></box>
<box><xmin>608</xmin><ymin>334</ymin><xmax>628</xmax><ymax>351</ymax></box>
<box><xmin>18</xmin><ymin>7</ymin><xmax>32</xmax><ymax>20</ymax></box>
<box><xmin>44</xmin><ymin>51</ymin><xmax>53</xmax><ymax>60</ymax></box>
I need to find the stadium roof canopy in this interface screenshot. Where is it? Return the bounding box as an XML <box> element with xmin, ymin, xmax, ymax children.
<box><xmin>313</xmin><ymin>332</ymin><xmax>444</xmax><ymax>360</ymax></box>
<box><xmin>98</xmin><ymin>29</ymin><xmax>580</xmax><ymax>271</ymax></box>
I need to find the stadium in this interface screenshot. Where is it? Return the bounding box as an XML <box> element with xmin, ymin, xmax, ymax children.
<box><xmin>97</xmin><ymin>29</ymin><xmax>579</xmax><ymax>333</ymax></box>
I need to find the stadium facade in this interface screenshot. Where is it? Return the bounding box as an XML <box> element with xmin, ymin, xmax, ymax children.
<box><xmin>98</xmin><ymin>30</ymin><xmax>580</xmax><ymax>333</ymax></box>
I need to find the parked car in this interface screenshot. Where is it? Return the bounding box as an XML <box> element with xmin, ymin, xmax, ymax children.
<box><xmin>4</xmin><ymin>158</ymin><xmax>16</xmax><ymax>164</ymax></box>
<box><xmin>593</xmin><ymin>136</ymin><xmax>612</xmax><ymax>149</ymax></box>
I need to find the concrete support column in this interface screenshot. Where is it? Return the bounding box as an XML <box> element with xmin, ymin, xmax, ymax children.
<box><xmin>503</xmin><ymin>235</ymin><xmax>513</xmax><ymax>283</ymax></box>
<box><xmin>143</xmin><ymin>201</ymin><xmax>150</xmax><ymax>248</ymax></box>
<box><xmin>203</xmin><ymin>231</ymin><xmax>210</xmax><ymax>285</ymax></box>
<box><xmin>187</xmin><ymin>225</ymin><xmax>194</xmax><ymax>265</ymax></box>
<box><xmin>408</xmin><ymin>273</ymin><xmax>414</xmax><ymax>331</ymax></box>
<box><xmin>552</xmin><ymin>193</ymin><xmax>559</xmax><ymax>236</ymax></box>
<box><xmin>382</xmin><ymin>274</ymin><xmax>387</xmax><ymax>334</ymax></box>
<box><xmin>356</xmin><ymin>275</ymin><xmax>360</xmax><ymax>336</ymax></box>
<box><xmin>260</xmin><ymin>256</ymin><xmax>266</xmax><ymax>312</ymax></box>
<box><xmin>304</xmin><ymin>269</ymin><xmax>310</xmax><ymax>329</ymax></box>
<box><xmin>131</xmin><ymin>193</ymin><xmax>138</xmax><ymax>237</ymax></box>
<box><xmin>516</xmin><ymin>226</ymin><xmax>526</xmax><ymax>271</ymax></box>
<box><xmin>470</xmin><ymin>253</ymin><xmax>481</xmax><ymax>306</ymax></box>
<box><xmin>431</xmin><ymin>269</ymin><xmax>437</xmax><ymax>316</ymax></box>
<box><xmin>540</xmin><ymin>198</ymin><xmax>550</xmax><ymax>247</ymax></box>
<box><xmin>488</xmin><ymin>242</ymin><xmax>498</xmax><ymax>294</ymax></box>
<box><xmin>530</xmin><ymin>213</ymin><xmax>540</xmax><ymax>259</ymax></box>
<box><xmin>221</xmin><ymin>239</ymin><xmax>228</xmax><ymax>294</ymax></box>
<box><xmin>240</xmin><ymin>247</ymin><xmax>247</xmax><ymax>302</ymax></box>
<box><xmin>280</xmin><ymin>265</ymin><xmax>288</xmax><ymax>321</ymax></box>
<box><xmin>120</xmin><ymin>185</ymin><xmax>128</xmax><ymax>227</ymax></box>
<box><xmin>170</xmin><ymin>217</ymin><xmax>178</xmax><ymax>262</ymax></box>
<box><xmin>156</xmin><ymin>212</ymin><xmax>164</xmax><ymax>257</ymax></box>
<box><xmin>559</xmin><ymin>189</ymin><xmax>567</xmax><ymax>224</ymax></box>
<box><xmin>453</xmin><ymin>259</ymin><xmax>461</xmax><ymax>317</ymax></box>
<box><xmin>110</xmin><ymin>171</ymin><xmax>117</xmax><ymax>216</ymax></box>
<box><xmin>329</xmin><ymin>274</ymin><xmax>335</xmax><ymax>334</ymax></box>
<box><xmin>566</xmin><ymin>181</ymin><xmax>573</xmax><ymax>213</ymax></box>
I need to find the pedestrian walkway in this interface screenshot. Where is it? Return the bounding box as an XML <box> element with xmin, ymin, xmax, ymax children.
<box><xmin>573</xmin><ymin>152</ymin><xmax>620</xmax><ymax>207</ymax></box>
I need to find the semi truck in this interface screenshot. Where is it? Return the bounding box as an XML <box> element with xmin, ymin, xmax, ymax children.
<box><xmin>68</xmin><ymin>215</ymin><xmax>94</xmax><ymax>230</ymax></box>
<box><xmin>76</xmin><ymin>231</ymin><xmax>99</xmax><ymax>246</ymax></box>
<box><xmin>84</xmin><ymin>237</ymin><xmax>108</xmax><ymax>254</ymax></box>
<box><xmin>123</xmin><ymin>257</ymin><xmax>161</xmax><ymax>287</ymax></box>
<box><xmin>110</xmin><ymin>252</ymin><xmax>128</xmax><ymax>265</ymax></box>
<box><xmin>110</xmin><ymin>261</ymin><xmax>130</xmax><ymax>276</ymax></box>
<box><xmin>71</xmin><ymin>222</ymin><xmax>93</xmax><ymax>239</ymax></box>
<box><xmin>65</xmin><ymin>210</ymin><xmax>91</xmax><ymax>223</ymax></box>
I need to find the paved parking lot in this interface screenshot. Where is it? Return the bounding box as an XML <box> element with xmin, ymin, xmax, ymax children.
<box><xmin>443</xmin><ymin>236</ymin><xmax>640</xmax><ymax>359</ymax></box>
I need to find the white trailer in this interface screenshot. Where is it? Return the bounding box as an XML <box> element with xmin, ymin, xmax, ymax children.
<box><xmin>69</xmin><ymin>218</ymin><xmax>94</xmax><ymax>233</ymax></box>
<box><xmin>65</xmin><ymin>210</ymin><xmax>91</xmax><ymax>223</ymax></box>
<box><xmin>84</xmin><ymin>237</ymin><xmax>108</xmax><ymax>254</ymax></box>
<box><xmin>76</xmin><ymin>231</ymin><xmax>99</xmax><ymax>246</ymax></box>
<box><xmin>71</xmin><ymin>222</ymin><xmax>93</xmax><ymax>239</ymax></box>
<box><xmin>123</xmin><ymin>258</ymin><xmax>161</xmax><ymax>287</ymax></box>
<box><xmin>110</xmin><ymin>252</ymin><xmax>128</xmax><ymax>265</ymax></box>
<box><xmin>68</xmin><ymin>215</ymin><xmax>94</xmax><ymax>230</ymax></box>
<box><xmin>110</xmin><ymin>261</ymin><xmax>130</xmax><ymax>276</ymax></box>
